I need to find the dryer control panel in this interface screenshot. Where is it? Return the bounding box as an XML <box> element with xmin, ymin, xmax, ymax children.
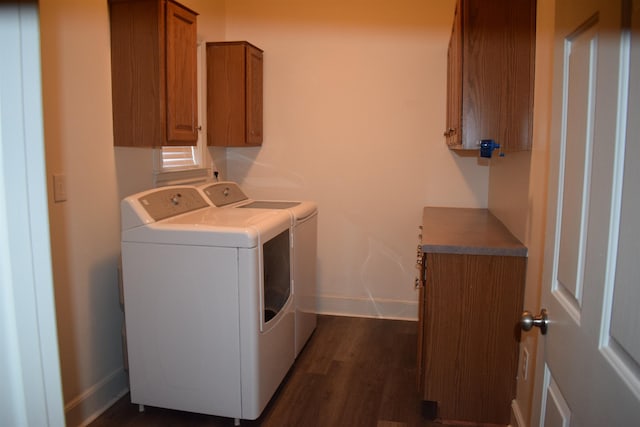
<box><xmin>137</xmin><ymin>187</ymin><xmax>209</xmax><ymax>222</ymax></box>
<box><xmin>122</xmin><ymin>186</ymin><xmax>211</xmax><ymax>230</ymax></box>
<box><xmin>201</xmin><ymin>181</ymin><xmax>249</xmax><ymax>207</ymax></box>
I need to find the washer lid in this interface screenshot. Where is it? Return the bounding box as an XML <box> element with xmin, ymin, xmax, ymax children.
<box><xmin>165</xmin><ymin>206</ymin><xmax>288</xmax><ymax>229</ymax></box>
<box><xmin>122</xmin><ymin>206</ymin><xmax>290</xmax><ymax>248</ymax></box>
<box><xmin>198</xmin><ymin>181</ymin><xmax>318</xmax><ymax>221</ymax></box>
<box><xmin>239</xmin><ymin>201</ymin><xmax>300</xmax><ymax>209</ymax></box>
<box><xmin>245</xmin><ymin>200</ymin><xmax>318</xmax><ymax>221</ymax></box>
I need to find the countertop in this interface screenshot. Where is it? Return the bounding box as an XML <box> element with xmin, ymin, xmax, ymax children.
<box><xmin>421</xmin><ymin>207</ymin><xmax>527</xmax><ymax>257</ymax></box>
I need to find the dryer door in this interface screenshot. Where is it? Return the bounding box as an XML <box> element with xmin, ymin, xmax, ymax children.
<box><xmin>262</xmin><ymin>228</ymin><xmax>291</xmax><ymax>328</ymax></box>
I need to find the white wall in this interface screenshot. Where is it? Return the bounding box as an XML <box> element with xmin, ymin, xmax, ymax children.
<box><xmin>223</xmin><ymin>0</ymin><xmax>489</xmax><ymax>318</ymax></box>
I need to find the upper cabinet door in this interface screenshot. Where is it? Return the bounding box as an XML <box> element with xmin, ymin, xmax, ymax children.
<box><xmin>445</xmin><ymin>0</ymin><xmax>535</xmax><ymax>153</ymax></box>
<box><xmin>445</xmin><ymin>2</ymin><xmax>462</xmax><ymax>147</ymax></box>
<box><xmin>108</xmin><ymin>0</ymin><xmax>198</xmax><ymax>147</ymax></box>
<box><xmin>245</xmin><ymin>45</ymin><xmax>264</xmax><ymax>146</ymax></box>
<box><xmin>165</xmin><ymin>1</ymin><xmax>198</xmax><ymax>143</ymax></box>
<box><xmin>207</xmin><ymin>41</ymin><xmax>264</xmax><ymax>147</ymax></box>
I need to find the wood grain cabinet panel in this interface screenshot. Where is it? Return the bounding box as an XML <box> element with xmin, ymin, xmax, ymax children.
<box><xmin>445</xmin><ymin>0</ymin><xmax>536</xmax><ymax>152</ymax></box>
<box><xmin>108</xmin><ymin>0</ymin><xmax>198</xmax><ymax>147</ymax></box>
<box><xmin>418</xmin><ymin>208</ymin><xmax>527</xmax><ymax>426</ymax></box>
<box><xmin>206</xmin><ymin>41</ymin><xmax>263</xmax><ymax>147</ymax></box>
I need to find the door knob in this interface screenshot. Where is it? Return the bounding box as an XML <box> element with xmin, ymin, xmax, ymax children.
<box><xmin>520</xmin><ymin>309</ymin><xmax>549</xmax><ymax>335</ymax></box>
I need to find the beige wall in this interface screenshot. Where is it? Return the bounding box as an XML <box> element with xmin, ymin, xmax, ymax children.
<box><xmin>40</xmin><ymin>1</ymin><xmax>125</xmax><ymax>425</ymax></box>
<box><xmin>222</xmin><ymin>0</ymin><xmax>488</xmax><ymax>316</ymax></box>
<box><xmin>487</xmin><ymin>1</ymin><xmax>555</xmax><ymax>426</ymax></box>
<box><xmin>488</xmin><ymin>151</ymin><xmax>532</xmax><ymax>243</ymax></box>
<box><xmin>40</xmin><ymin>0</ymin><xmax>489</xmax><ymax>425</ymax></box>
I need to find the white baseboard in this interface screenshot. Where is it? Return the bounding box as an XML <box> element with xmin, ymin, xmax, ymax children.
<box><xmin>64</xmin><ymin>367</ymin><xmax>129</xmax><ymax>427</ymax></box>
<box><xmin>511</xmin><ymin>398</ymin><xmax>527</xmax><ymax>427</ymax></box>
<box><xmin>315</xmin><ymin>294</ymin><xmax>418</xmax><ymax>321</ymax></box>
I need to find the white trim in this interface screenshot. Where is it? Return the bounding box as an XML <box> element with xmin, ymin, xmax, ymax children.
<box><xmin>315</xmin><ymin>294</ymin><xmax>418</xmax><ymax>321</ymax></box>
<box><xmin>511</xmin><ymin>398</ymin><xmax>527</xmax><ymax>427</ymax></box>
<box><xmin>64</xmin><ymin>367</ymin><xmax>129</xmax><ymax>427</ymax></box>
<box><xmin>538</xmin><ymin>364</ymin><xmax>555</xmax><ymax>427</ymax></box>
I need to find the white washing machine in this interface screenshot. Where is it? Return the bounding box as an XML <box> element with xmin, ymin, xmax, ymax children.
<box><xmin>199</xmin><ymin>181</ymin><xmax>318</xmax><ymax>357</ymax></box>
<box><xmin>120</xmin><ymin>186</ymin><xmax>295</xmax><ymax>423</ymax></box>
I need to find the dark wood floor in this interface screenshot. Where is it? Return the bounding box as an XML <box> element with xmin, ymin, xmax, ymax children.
<box><xmin>90</xmin><ymin>315</ymin><xmax>449</xmax><ymax>427</ymax></box>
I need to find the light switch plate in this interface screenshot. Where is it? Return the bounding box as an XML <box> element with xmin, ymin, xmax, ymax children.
<box><xmin>53</xmin><ymin>173</ymin><xmax>67</xmax><ymax>202</ymax></box>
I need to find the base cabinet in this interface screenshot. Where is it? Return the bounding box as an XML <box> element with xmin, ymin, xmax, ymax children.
<box><xmin>418</xmin><ymin>208</ymin><xmax>526</xmax><ymax>426</ymax></box>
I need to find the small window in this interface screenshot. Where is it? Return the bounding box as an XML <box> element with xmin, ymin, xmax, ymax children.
<box><xmin>155</xmin><ymin>143</ymin><xmax>209</xmax><ymax>187</ymax></box>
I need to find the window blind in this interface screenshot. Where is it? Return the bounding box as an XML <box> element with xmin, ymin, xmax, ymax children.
<box><xmin>161</xmin><ymin>146</ymin><xmax>197</xmax><ymax>170</ymax></box>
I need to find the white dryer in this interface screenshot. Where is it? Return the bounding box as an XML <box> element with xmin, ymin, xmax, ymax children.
<box><xmin>199</xmin><ymin>181</ymin><xmax>318</xmax><ymax>357</ymax></box>
<box><xmin>120</xmin><ymin>186</ymin><xmax>295</xmax><ymax>422</ymax></box>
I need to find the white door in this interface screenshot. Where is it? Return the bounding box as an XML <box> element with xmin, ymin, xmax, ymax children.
<box><xmin>530</xmin><ymin>0</ymin><xmax>640</xmax><ymax>426</ymax></box>
<box><xmin>0</xmin><ymin>2</ymin><xmax>65</xmax><ymax>425</ymax></box>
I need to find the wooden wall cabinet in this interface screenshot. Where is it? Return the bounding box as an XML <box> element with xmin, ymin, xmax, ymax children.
<box><xmin>418</xmin><ymin>208</ymin><xmax>527</xmax><ymax>426</ymax></box>
<box><xmin>206</xmin><ymin>41</ymin><xmax>263</xmax><ymax>147</ymax></box>
<box><xmin>444</xmin><ymin>0</ymin><xmax>536</xmax><ymax>152</ymax></box>
<box><xmin>108</xmin><ymin>0</ymin><xmax>198</xmax><ymax>147</ymax></box>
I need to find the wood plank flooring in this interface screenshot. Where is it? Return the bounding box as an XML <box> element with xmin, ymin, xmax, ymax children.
<box><xmin>90</xmin><ymin>315</ymin><xmax>449</xmax><ymax>427</ymax></box>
